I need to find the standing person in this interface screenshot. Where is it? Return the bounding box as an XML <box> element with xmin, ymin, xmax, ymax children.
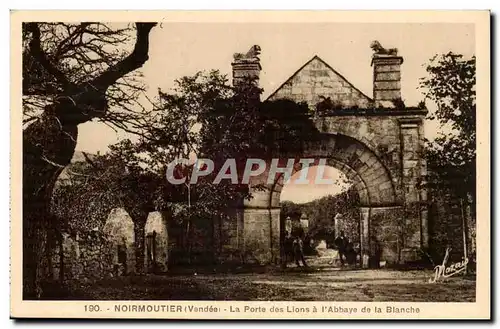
<box><xmin>291</xmin><ymin>218</ymin><xmax>308</xmax><ymax>268</ymax></box>
<box><xmin>345</xmin><ymin>239</ymin><xmax>356</xmax><ymax>266</ymax></box>
<box><xmin>335</xmin><ymin>230</ymin><xmax>348</xmax><ymax>266</ymax></box>
<box><xmin>283</xmin><ymin>229</ymin><xmax>293</xmax><ymax>266</ymax></box>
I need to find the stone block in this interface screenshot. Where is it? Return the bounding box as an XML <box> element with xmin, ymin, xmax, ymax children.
<box><xmin>359</xmin><ymin>151</ymin><xmax>371</xmax><ymax>163</ymax></box>
<box><xmin>375</xmin><ymin>71</ymin><xmax>401</xmax><ymax>81</ymax></box>
<box><xmin>379</xmin><ymin>180</ymin><xmax>393</xmax><ymax>191</ymax></box>
<box><xmin>358</xmin><ymin>164</ymin><xmax>371</xmax><ymax>175</ymax></box>
<box><xmin>351</xmin><ymin>158</ymin><xmax>364</xmax><ymax>171</ymax></box>
<box><xmin>374</xmin><ymin>81</ymin><xmax>401</xmax><ymax>90</ymax></box>
<box><xmin>374</xmin><ymin>64</ymin><xmax>401</xmax><ymax>73</ymax></box>
<box><xmin>244</xmin><ymin>189</ymin><xmax>272</xmax><ymax>208</ymax></box>
<box><xmin>375</xmin><ymin>90</ymin><xmax>401</xmax><ymax>100</ymax></box>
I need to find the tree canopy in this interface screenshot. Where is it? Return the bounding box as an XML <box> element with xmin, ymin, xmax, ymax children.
<box><xmin>420</xmin><ymin>52</ymin><xmax>476</xmax><ymax>197</ymax></box>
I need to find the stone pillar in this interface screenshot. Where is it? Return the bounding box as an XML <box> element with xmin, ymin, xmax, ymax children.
<box><xmin>369</xmin><ymin>206</ymin><xmax>404</xmax><ymax>265</ymax></box>
<box><xmin>241</xmin><ymin>205</ymin><xmax>280</xmax><ymax>264</ymax></box>
<box><xmin>359</xmin><ymin>207</ymin><xmax>370</xmax><ymax>268</ymax></box>
<box><xmin>216</xmin><ymin>207</ymin><xmax>242</xmax><ymax>264</ymax></box>
<box><xmin>399</xmin><ymin>117</ymin><xmax>427</xmax><ymax>259</ymax></box>
<box><xmin>371</xmin><ymin>53</ymin><xmax>404</xmax><ymax>108</ymax></box>
<box><xmin>270</xmin><ymin>207</ymin><xmax>280</xmax><ymax>264</ymax></box>
<box><xmin>418</xmin><ymin>123</ymin><xmax>430</xmax><ymax>249</ymax></box>
<box><xmin>236</xmin><ymin>156</ymin><xmax>286</xmax><ymax>266</ymax></box>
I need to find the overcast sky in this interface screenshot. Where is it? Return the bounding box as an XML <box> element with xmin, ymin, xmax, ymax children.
<box><xmin>75</xmin><ymin>22</ymin><xmax>475</xmax><ymax>203</ymax></box>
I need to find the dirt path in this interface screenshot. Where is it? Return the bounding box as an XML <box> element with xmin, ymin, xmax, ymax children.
<box><xmin>65</xmin><ymin>266</ymin><xmax>476</xmax><ymax>302</ymax></box>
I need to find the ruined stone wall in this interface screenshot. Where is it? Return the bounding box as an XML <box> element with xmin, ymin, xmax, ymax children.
<box><xmin>51</xmin><ymin>231</ymin><xmax>118</xmax><ymax>283</ymax></box>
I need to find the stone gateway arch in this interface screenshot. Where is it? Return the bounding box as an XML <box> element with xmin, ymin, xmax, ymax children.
<box><xmin>230</xmin><ymin>44</ymin><xmax>428</xmax><ymax>267</ymax></box>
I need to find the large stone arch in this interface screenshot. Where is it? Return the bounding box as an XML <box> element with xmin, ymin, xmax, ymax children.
<box><xmin>207</xmin><ymin>115</ymin><xmax>427</xmax><ymax>267</ymax></box>
<box><xmin>239</xmin><ymin>133</ymin><xmax>404</xmax><ymax>267</ymax></box>
<box><xmin>270</xmin><ymin>134</ymin><xmax>398</xmax><ymax>208</ymax></box>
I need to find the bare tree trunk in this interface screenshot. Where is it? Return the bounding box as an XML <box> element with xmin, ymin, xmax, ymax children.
<box><xmin>23</xmin><ymin>214</ymin><xmax>49</xmax><ymax>299</ymax></box>
<box><xmin>23</xmin><ymin>114</ymin><xmax>77</xmax><ymax>299</ymax></box>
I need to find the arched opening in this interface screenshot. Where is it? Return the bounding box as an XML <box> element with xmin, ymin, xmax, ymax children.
<box><xmin>145</xmin><ymin>212</ymin><xmax>168</xmax><ymax>273</ymax></box>
<box><xmin>240</xmin><ymin>133</ymin><xmax>402</xmax><ymax>267</ymax></box>
<box><xmin>103</xmin><ymin>208</ymin><xmax>135</xmax><ymax>275</ymax></box>
<box><xmin>278</xmin><ymin>164</ymin><xmax>363</xmax><ymax>267</ymax></box>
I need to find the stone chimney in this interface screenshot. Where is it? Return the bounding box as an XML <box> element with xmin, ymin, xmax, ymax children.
<box><xmin>231</xmin><ymin>45</ymin><xmax>262</xmax><ymax>88</ymax></box>
<box><xmin>370</xmin><ymin>41</ymin><xmax>404</xmax><ymax>108</ymax></box>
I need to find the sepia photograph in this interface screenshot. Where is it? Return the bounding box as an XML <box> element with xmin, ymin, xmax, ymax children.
<box><xmin>10</xmin><ymin>10</ymin><xmax>490</xmax><ymax>319</ymax></box>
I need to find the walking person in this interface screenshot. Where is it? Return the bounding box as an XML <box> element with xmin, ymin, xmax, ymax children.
<box><xmin>335</xmin><ymin>230</ymin><xmax>348</xmax><ymax>267</ymax></box>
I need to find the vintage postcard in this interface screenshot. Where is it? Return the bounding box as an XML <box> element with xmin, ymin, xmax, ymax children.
<box><xmin>10</xmin><ymin>10</ymin><xmax>490</xmax><ymax>319</ymax></box>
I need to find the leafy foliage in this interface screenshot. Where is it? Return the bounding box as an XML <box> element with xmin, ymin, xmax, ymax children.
<box><xmin>420</xmin><ymin>52</ymin><xmax>476</xmax><ymax>197</ymax></box>
<box><xmin>50</xmin><ymin>150</ymin><xmax>161</xmax><ymax>233</ymax></box>
<box><xmin>280</xmin><ymin>187</ymin><xmax>360</xmax><ymax>245</ymax></box>
<box><xmin>420</xmin><ymin>52</ymin><xmax>476</xmax><ymax>265</ymax></box>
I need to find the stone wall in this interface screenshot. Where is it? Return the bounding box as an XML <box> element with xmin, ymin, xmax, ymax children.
<box><xmin>315</xmin><ymin>114</ymin><xmax>406</xmax><ymax>201</ymax></box>
<box><xmin>368</xmin><ymin>206</ymin><xmax>405</xmax><ymax>265</ymax></box>
<box><xmin>50</xmin><ymin>209</ymin><xmax>173</xmax><ymax>282</ymax></box>
<box><xmin>51</xmin><ymin>231</ymin><xmax>117</xmax><ymax>283</ymax></box>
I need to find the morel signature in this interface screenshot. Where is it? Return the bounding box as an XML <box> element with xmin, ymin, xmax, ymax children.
<box><xmin>429</xmin><ymin>247</ymin><xmax>469</xmax><ymax>283</ymax></box>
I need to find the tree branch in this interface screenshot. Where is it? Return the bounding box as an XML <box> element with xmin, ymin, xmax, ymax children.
<box><xmin>26</xmin><ymin>23</ymin><xmax>74</xmax><ymax>89</ymax></box>
<box><xmin>82</xmin><ymin>152</ymin><xmax>99</xmax><ymax>168</ymax></box>
<box><xmin>91</xmin><ymin>22</ymin><xmax>157</xmax><ymax>90</ymax></box>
